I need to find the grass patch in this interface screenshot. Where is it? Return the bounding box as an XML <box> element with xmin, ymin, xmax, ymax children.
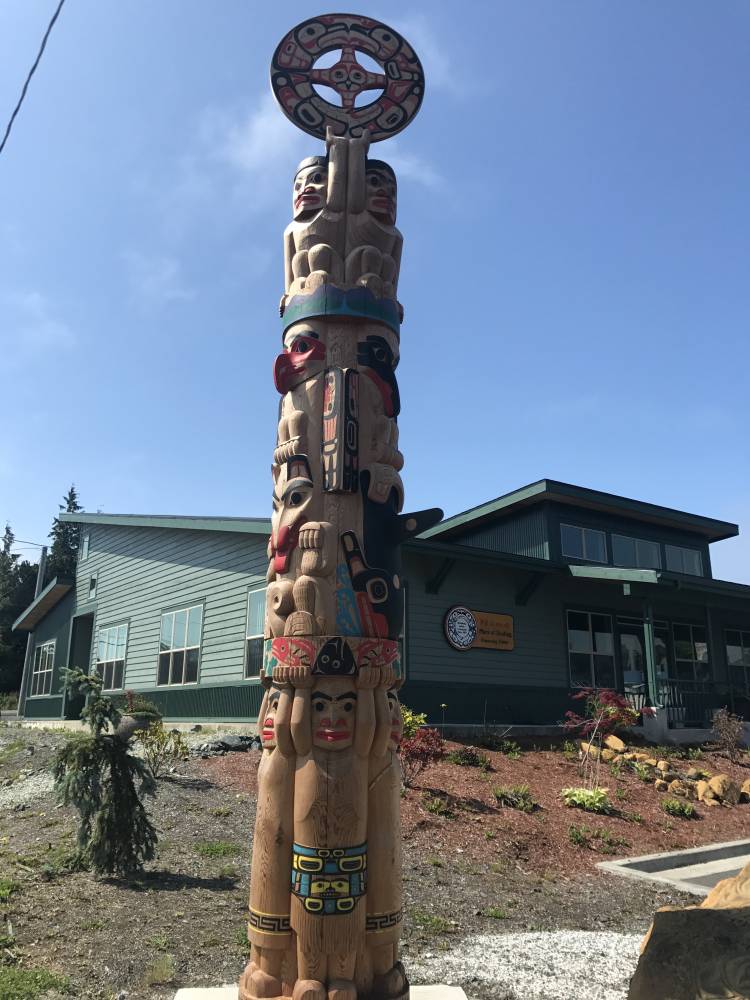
<box><xmin>219</xmin><ymin>864</ymin><xmax>239</xmax><ymax>879</ymax></box>
<box><xmin>147</xmin><ymin>934</ymin><xmax>173</xmax><ymax>952</ymax></box>
<box><xmin>235</xmin><ymin>926</ymin><xmax>249</xmax><ymax>951</ymax></box>
<box><xmin>0</xmin><ymin>878</ymin><xmax>20</xmax><ymax>903</ymax></box>
<box><xmin>633</xmin><ymin>762</ymin><xmax>653</xmax><ymax>783</ymax></box>
<box><xmin>426</xmin><ymin>856</ymin><xmax>444</xmax><ymax>867</ymax></box>
<box><xmin>0</xmin><ymin>967</ymin><xmax>71</xmax><ymax>998</ymax></box>
<box><xmin>0</xmin><ymin>739</ymin><xmax>25</xmax><ymax>765</ymax></box>
<box><xmin>484</xmin><ymin>906</ymin><xmax>508</xmax><ymax>919</ymax></box>
<box><xmin>209</xmin><ymin>807</ymin><xmax>232</xmax><ymax>818</ymax></box>
<box><xmin>143</xmin><ymin>953</ymin><xmax>176</xmax><ymax>986</ymax></box>
<box><xmin>561</xmin><ymin>787</ymin><xmax>613</xmax><ymax>814</ymax></box>
<box><xmin>661</xmin><ymin>797</ymin><xmax>698</xmax><ymax>819</ymax></box>
<box><xmin>421</xmin><ymin>792</ymin><xmax>454</xmax><ymax>818</ymax></box>
<box><xmin>412</xmin><ymin>908</ymin><xmax>456</xmax><ymax>934</ymax></box>
<box><xmin>446</xmin><ymin>746</ymin><xmax>491</xmax><ymax>770</ymax></box>
<box><xmin>567</xmin><ymin>824</ymin><xmax>629</xmax><ymax>854</ymax></box>
<box><xmin>194</xmin><ymin>840</ymin><xmax>242</xmax><ymax>858</ymax></box>
<box><xmin>493</xmin><ymin>784</ymin><xmax>538</xmax><ymax>814</ymax></box>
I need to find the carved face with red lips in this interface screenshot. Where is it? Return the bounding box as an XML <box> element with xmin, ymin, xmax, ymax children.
<box><xmin>261</xmin><ymin>687</ymin><xmax>282</xmax><ymax>748</ymax></box>
<box><xmin>365</xmin><ymin>162</ymin><xmax>397</xmax><ymax>226</ymax></box>
<box><xmin>273</xmin><ymin>326</ymin><xmax>326</xmax><ymax>394</ymax></box>
<box><xmin>387</xmin><ymin>689</ymin><xmax>403</xmax><ymax>751</ymax></box>
<box><xmin>269</xmin><ymin>456</ymin><xmax>315</xmax><ymax>575</ymax></box>
<box><xmin>293</xmin><ymin>160</ymin><xmax>328</xmax><ymax>221</ymax></box>
<box><xmin>311</xmin><ymin>677</ymin><xmax>357</xmax><ymax>751</ymax></box>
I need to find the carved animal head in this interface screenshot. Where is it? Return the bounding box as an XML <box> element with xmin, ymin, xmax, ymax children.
<box><xmin>274</xmin><ymin>323</ymin><xmax>326</xmax><ymax>394</ymax></box>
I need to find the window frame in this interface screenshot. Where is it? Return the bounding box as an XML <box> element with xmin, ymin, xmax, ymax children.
<box><xmin>80</xmin><ymin>533</ymin><xmax>90</xmax><ymax>561</ymax></box>
<box><xmin>725</xmin><ymin>628</ymin><xmax>750</xmax><ymax>695</ymax></box>
<box><xmin>156</xmin><ymin>602</ymin><xmax>204</xmax><ymax>687</ymax></box>
<box><xmin>87</xmin><ymin>572</ymin><xmax>98</xmax><ymax>601</ymax></box>
<box><xmin>566</xmin><ymin>608</ymin><xmax>616</xmax><ymax>689</ymax></box>
<box><xmin>665</xmin><ymin>544</ymin><xmax>703</xmax><ymax>577</ymax></box>
<box><xmin>95</xmin><ymin>621</ymin><xmax>129</xmax><ymax>692</ymax></box>
<box><xmin>29</xmin><ymin>639</ymin><xmax>56</xmax><ymax>697</ymax></box>
<box><xmin>244</xmin><ymin>585</ymin><xmax>266</xmax><ymax>680</ymax></box>
<box><xmin>671</xmin><ymin>621</ymin><xmax>711</xmax><ymax>682</ymax></box>
<box><xmin>611</xmin><ymin>533</ymin><xmax>662</xmax><ymax>570</ymax></box>
<box><xmin>560</xmin><ymin>523</ymin><xmax>608</xmax><ymax>564</ymax></box>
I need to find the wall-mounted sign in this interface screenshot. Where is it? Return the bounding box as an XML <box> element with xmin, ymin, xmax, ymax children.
<box><xmin>444</xmin><ymin>605</ymin><xmax>514</xmax><ymax>652</ymax></box>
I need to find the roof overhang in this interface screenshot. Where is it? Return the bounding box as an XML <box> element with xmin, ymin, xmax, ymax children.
<box><xmin>421</xmin><ymin>479</ymin><xmax>739</xmax><ymax>544</ymax></box>
<box><xmin>60</xmin><ymin>512</ymin><xmax>272</xmax><ymax>535</ymax></box>
<box><xmin>569</xmin><ymin>564</ymin><xmax>750</xmax><ymax>603</ymax></box>
<box><xmin>12</xmin><ymin>577</ymin><xmax>74</xmax><ymax>632</ymax></box>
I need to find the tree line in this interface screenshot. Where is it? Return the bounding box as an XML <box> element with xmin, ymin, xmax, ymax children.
<box><xmin>0</xmin><ymin>485</ymin><xmax>82</xmax><ymax>694</ymax></box>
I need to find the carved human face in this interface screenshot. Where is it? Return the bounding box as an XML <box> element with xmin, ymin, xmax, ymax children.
<box><xmin>274</xmin><ymin>324</ymin><xmax>327</xmax><ymax>394</ymax></box>
<box><xmin>293</xmin><ymin>164</ymin><xmax>327</xmax><ymax>220</ymax></box>
<box><xmin>387</xmin><ymin>689</ymin><xmax>403</xmax><ymax>751</ymax></box>
<box><xmin>311</xmin><ymin>677</ymin><xmax>357</xmax><ymax>750</ymax></box>
<box><xmin>261</xmin><ymin>687</ymin><xmax>282</xmax><ymax>749</ymax></box>
<box><xmin>270</xmin><ymin>457</ymin><xmax>315</xmax><ymax>574</ymax></box>
<box><xmin>366</xmin><ymin>167</ymin><xmax>396</xmax><ymax>225</ymax></box>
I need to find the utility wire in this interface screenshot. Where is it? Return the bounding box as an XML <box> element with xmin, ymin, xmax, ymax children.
<box><xmin>0</xmin><ymin>0</ymin><xmax>67</xmax><ymax>157</ymax></box>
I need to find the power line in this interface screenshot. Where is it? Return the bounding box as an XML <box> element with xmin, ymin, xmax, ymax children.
<box><xmin>0</xmin><ymin>0</ymin><xmax>67</xmax><ymax>157</ymax></box>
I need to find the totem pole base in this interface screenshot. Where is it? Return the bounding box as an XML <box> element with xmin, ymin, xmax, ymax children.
<box><xmin>173</xmin><ymin>987</ymin><xmax>467</xmax><ymax>1000</ymax></box>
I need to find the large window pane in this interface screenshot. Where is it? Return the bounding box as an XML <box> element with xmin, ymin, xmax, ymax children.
<box><xmin>247</xmin><ymin>588</ymin><xmax>265</xmax><ymax>638</ymax></box>
<box><xmin>594</xmin><ymin>655</ymin><xmax>616</xmax><ymax>688</ymax></box>
<box><xmin>637</xmin><ymin>539</ymin><xmax>661</xmax><ymax>569</ymax></box>
<box><xmin>158</xmin><ymin>652</ymin><xmax>171</xmax><ymax>685</ymax></box>
<box><xmin>612</xmin><ymin>535</ymin><xmax>635</xmax><ymax>566</ymax></box>
<box><xmin>561</xmin><ymin>524</ymin><xmax>584</xmax><ymax>559</ymax></box>
<box><xmin>172</xmin><ymin>610</ymin><xmax>188</xmax><ymax>650</ymax></box>
<box><xmin>106</xmin><ymin>630</ymin><xmax>117</xmax><ymax>660</ymax></box>
<box><xmin>160</xmin><ymin>613</ymin><xmax>174</xmax><ymax>652</ymax></box>
<box><xmin>683</xmin><ymin>550</ymin><xmax>702</xmax><ymax>576</ymax></box>
<box><xmin>113</xmin><ymin>661</ymin><xmax>124</xmax><ymax>689</ymax></box>
<box><xmin>584</xmin><ymin>529</ymin><xmax>607</xmax><ymax>563</ymax></box>
<box><xmin>569</xmin><ymin>652</ymin><xmax>591</xmax><ymax>687</ymax></box>
<box><xmin>116</xmin><ymin>624</ymin><xmax>127</xmax><ymax>658</ymax></box>
<box><xmin>187</xmin><ymin>606</ymin><xmax>202</xmax><ymax>648</ymax></box>
<box><xmin>170</xmin><ymin>650</ymin><xmax>185</xmax><ymax>685</ymax></box>
<box><xmin>726</xmin><ymin>631</ymin><xmax>742</xmax><ymax>665</ymax></box>
<box><xmin>246</xmin><ymin>637</ymin><xmax>263</xmax><ymax>678</ymax></box>
<box><xmin>103</xmin><ymin>662</ymin><xmax>113</xmax><ymax>690</ymax></box>
<box><xmin>184</xmin><ymin>648</ymin><xmax>199</xmax><ymax>684</ymax></box>
<box><xmin>592</xmin><ymin>615</ymin><xmax>613</xmax><ymax>655</ymax></box>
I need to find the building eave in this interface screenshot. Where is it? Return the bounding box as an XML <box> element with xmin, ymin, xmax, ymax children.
<box><xmin>12</xmin><ymin>577</ymin><xmax>74</xmax><ymax>632</ymax></box>
<box><xmin>60</xmin><ymin>512</ymin><xmax>272</xmax><ymax>535</ymax></box>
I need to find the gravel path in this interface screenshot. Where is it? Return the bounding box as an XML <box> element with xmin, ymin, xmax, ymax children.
<box><xmin>0</xmin><ymin>770</ymin><xmax>54</xmax><ymax>808</ymax></box>
<box><xmin>409</xmin><ymin>930</ymin><xmax>642</xmax><ymax>1000</ymax></box>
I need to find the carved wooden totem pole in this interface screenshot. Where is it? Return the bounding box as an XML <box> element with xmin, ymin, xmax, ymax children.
<box><xmin>239</xmin><ymin>14</ymin><xmax>441</xmax><ymax>1000</ymax></box>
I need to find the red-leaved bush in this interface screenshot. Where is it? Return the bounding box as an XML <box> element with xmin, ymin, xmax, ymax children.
<box><xmin>564</xmin><ymin>687</ymin><xmax>654</xmax><ymax>740</ymax></box>
<box><xmin>399</xmin><ymin>726</ymin><xmax>445</xmax><ymax>788</ymax></box>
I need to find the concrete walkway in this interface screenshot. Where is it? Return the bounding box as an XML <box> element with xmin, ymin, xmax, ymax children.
<box><xmin>173</xmin><ymin>989</ymin><xmax>466</xmax><ymax>999</ymax></box>
<box><xmin>598</xmin><ymin>838</ymin><xmax>750</xmax><ymax>896</ymax></box>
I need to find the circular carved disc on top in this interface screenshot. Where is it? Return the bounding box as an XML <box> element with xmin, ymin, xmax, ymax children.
<box><xmin>270</xmin><ymin>12</ymin><xmax>424</xmax><ymax>141</ymax></box>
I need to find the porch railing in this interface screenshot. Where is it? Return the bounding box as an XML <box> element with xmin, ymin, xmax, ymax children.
<box><xmin>656</xmin><ymin>679</ymin><xmax>721</xmax><ymax>730</ymax></box>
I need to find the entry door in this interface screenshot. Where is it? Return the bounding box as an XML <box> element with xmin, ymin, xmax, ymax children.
<box><xmin>64</xmin><ymin>614</ymin><xmax>94</xmax><ymax>720</ymax></box>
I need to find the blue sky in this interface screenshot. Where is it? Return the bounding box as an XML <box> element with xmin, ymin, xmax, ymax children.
<box><xmin>1</xmin><ymin>1</ymin><xmax>748</xmax><ymax>580</ymax></box>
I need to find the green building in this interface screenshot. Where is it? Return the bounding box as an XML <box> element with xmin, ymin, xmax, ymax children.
<box><xmin>14</xmin><ymin>479</ymin><xmax>750</xmax><ymax>739</ymax></box>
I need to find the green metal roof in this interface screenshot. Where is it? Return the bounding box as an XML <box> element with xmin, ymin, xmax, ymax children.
<box><xmin>60</xmin><ymin>512</ymin><xmax>272</xmax><ymax>535</ymax></box>
<box><xmin>420</xmin><ymin>479</ymin><xmax>739</xmax><ymax>543</ymax></box>
<box><xmin>569</xmin><ymin>564</ymin><xmax>750</xmax><ymax>601</ymax></box>
<box><xmin>12</xmin><ymin>576</ymin><xmax>73</xmax><ymax>632</ymax></box>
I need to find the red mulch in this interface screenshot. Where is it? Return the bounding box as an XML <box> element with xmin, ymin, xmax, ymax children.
<box><xmin>201</xmin><ymin>741</ymin><xmax>750</xmax><ymax>876</ymax></box>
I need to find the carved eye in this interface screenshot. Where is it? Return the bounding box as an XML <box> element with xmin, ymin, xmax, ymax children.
<box><xmin>313</xmin><ymin>700</ymin><xmax>325</xmax><ymax>712</ymax></box>
<box><xmin>373</xmin><ymin>347</ymin><xmax>386</xmax><ymax>361</ymax></box>
<box><xmin>368</xmin><ymin>174</ymin><xmax>380</xmax><ymax>186</ymax></box>
<box><xmin>289</xmin><ymin>492</ymin><xmax>303</xmax><ymax>506</ymax></box>
<box><xmin>343</xmin><ymin>700</ymin><xmax>354</xmax><ymax>713</ymax></box>
<box><xmin>312</xmin><ymin>172</ymin><xmax>323</xmax><ymax>183</ymax></box>
<box><xmin>295</xmin><ymin>340</ymin><xmax>308</xmax><ymax>352</ymax></box>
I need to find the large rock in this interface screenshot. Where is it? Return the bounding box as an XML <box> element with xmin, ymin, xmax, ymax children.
<box><xmin>604</xmin><ymin>734</ymin><xmax>626</xmax><ymax>752</ymax></box>
<box><xmin>708</xmin><ymin>774</ymin><xmax>741</xmax><ymax>805</ymax></box>
<box><xmin>600</xmin><ymin>748</ymin><xmax>617</xmax><ymax>762</ymax></box>
<box><xmin>741</xmin><ymin>778</ymin><xmax>750</xmax><ymax>803</ymax></box>
<box><xmin>628</xmin><ymin>861</ymin><xmax>750</xmax><ymax>999</ymax></box>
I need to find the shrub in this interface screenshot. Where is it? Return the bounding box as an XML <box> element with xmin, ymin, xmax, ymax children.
<box><xmin>564</xmin><ymin>687</ymin><xmax>651</xmax><ymax>740</ymax></box>
<box><xmin>711</xmin><ymin>708</ymin><xmax>746</xmax><ymax>763</ymax></box>
<box><xmin>633</xmin><ymin>762</ymin><xmax>653</xmax><ymax>783</ymax></box>
<box><xmin>118</xmin><ymin>689</ymin><xmax>162</xmax><ymax>719</ymax></box>
<box><xmin>0</xmin><ymin>692</ymin><xmax>18</xmax><ymax>711</ymax></box>
<box><xmin>561</xmin><ymin>739</ymin><xmax>579</xmax><ymax>761</ymax></box>
<box><xmin>662</xmin><ymin>797</ymin><xmax>697</xmax><ymax>819</ymax></box>
<box><xmin>53</xmin><ymin>668</ymin><xmax>157</xmax><ymax>875</ymax></box>
<box><xmin>400</xmin><ymin>704</ymin><xmax>427</xmax><ymax>740</ymax></box>
<box><xmin>493</xmin><ymin>784</ymin><xmax>538</xmax><ymax>813</ymax></box>
<box><xmin>568</xmin><ymin>823</ymin><xmax>591</xmax><ymax>847</ymax></box>
<box><xmin>135</xmin><ymin>722</ymin><xmax>189</xmax><ymax>779</ymax></box>
<box><xmin>400</xmin><ymin>726</ymin><xmax>444</xmax><ymax>788</ymax></box>
<box><xmin>561</xmin><ymin>786</ymin><xmax>613</xmax><ymax>814</ymax></box>
<box><xmin>498</xmin><ymin>738</ymin><xmax>522</xmax><ymax>759</ymax></box>
<box><xmin>446</xmin><ymin>745</ymin><xmax>490</xmax><ymax>770</ymax></box>
<box><xmin>567</xmin><ymin>824</ymin><xmax>628</xmax><ymax>853</ymax></box>
<box><xmin>421</xmin><ymin>792</ymin><xmax>454</xmax><ymax>818</ymax></box>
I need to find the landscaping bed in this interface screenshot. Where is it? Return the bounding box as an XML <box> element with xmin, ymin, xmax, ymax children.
<box><xmin>1</xmin><ymin>723</ymin><xmax>748</xmax><ymax>999</ymax></box>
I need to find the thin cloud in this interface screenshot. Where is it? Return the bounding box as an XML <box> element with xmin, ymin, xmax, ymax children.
<box><xmin>0</xmin><ymin>290</ymin><xmax>75</xmax><ymax>374</ymax></box>
<box><xmin>123</xmin><ymin>251</ymin><xmax>195</xmax><ymax>307</ymax></box>
<box><xmin>392</xmin><ymin>14</ymin><xmax>456</xmax><ymax>93</ymax></box>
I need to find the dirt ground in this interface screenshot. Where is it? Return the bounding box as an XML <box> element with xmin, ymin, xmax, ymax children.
<box><xmin>1</xmin><ymin>723</ymin><xmax>748</xmax><ymax>999</ymax></box>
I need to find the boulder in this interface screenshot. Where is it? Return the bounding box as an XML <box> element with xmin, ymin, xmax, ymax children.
<box><xmin>741</xmin><ymin>778</ymin><xmax>750</xmax><ymax>803</ymax></box>
<box><xmin>654</xmin><ymin>779</ymin><xmax>669</xmax><ymax>793</ymax></box>
<box><xmin>624</xmin><ymin>752</ymin><xmax>637</xmax><ymax>761</ymax></box>
<box><xmin>628</xmin><ymin>862</ymin><xmax>750</xmax><ymax>999</ymax></box>
<box><xmin>604</xmin><ymin>734</ymin><xmax>627</xmax><ymax>753</ymax></box>
<box><xmin>709</xmin><ymin>774</ymin><xmax>741</xmax><ymax>805</ymax></box>
<box><xmin>644</xmin><ymin>757</ymin><xmax>658</xmax><ymax>768</ymax></box>
<box><xmin>696</xmin><ymin>780</ymin><xmax>713</xmax><ymax>802</ymax></box>
<box><xmin>612</xmin><ymin>754</ymin><xmax>625</xmax><ymax>764</ymax></box>
<box><xmin>601</xmin><ymin>748</ymin><xmax>617</xmax><ymax>762</ymax></box>
<box><xmin>656</xmin><ymin>760</ymin><xmax>671</xmax><ymax>773</ymax></box>
<box><xmin>668</xmin><ymin>779</ymin><xmax>690</xmax><ymax>798</ymax></box>
<box><xmin>580</xmin><ymin>741</ymin><xmax>600</xmax><ymax>758</ymax></box>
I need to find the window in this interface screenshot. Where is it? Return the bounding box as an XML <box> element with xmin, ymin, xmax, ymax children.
<box><xmin>612</xmin><ymin>534</ymin><xmax>661</xmax><ymax>569</ymax></box>
<box><xmin>245</xmin><ymin>587</ymin><xmax>266</xmax><ymax>678</ymax></box>
<box><xmin>665</xmin><ymin>545</ymin><xmax>703</xmax><ymax>576</ymax></box>
<box><xmin>672</xmin><ymin>623</ymin><xmax>711</xmax><ymax>681</ymax></box>
<box><xmin>158</xmin><ymin>605</ymin><xmax>202</xmax><ymax>685</ymax></box>
<box><xmin>30</xmin><ymin>640</ymin><xmax>55</xmax><ymax>696</ymax></box>
<box><xmin>560</xmin><ymin>524</ymin><xmax>607</xmax><ymax>563</ymax></box>
<box><xmin>96</xmin><ymin>623</ymin><xmax>128</xmax><ymax>690</ymax></box>
<box><xmin>80</xmin><ymin>534</ymin><xmax>90</xmax><ymax>561</ymax></box>
<box><xmin>88</xmin><ymin>574</ymin><xmax>98</xmax><ymax>600</ymax></box>
<box><xmin>725</xmin><ymin>629</ymin><xmax>750</xmax><ymax>694</ymax></box>
<box><xmin>567</xmin><ymin>610</ymin><xmax>615</xmax><ymax>688</ymax></box>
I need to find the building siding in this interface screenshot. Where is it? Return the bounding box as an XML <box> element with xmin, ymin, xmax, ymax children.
<box><xmin>77</xmin><ymin>524</ymin><xmax>268</xmax><ymax>692</ymax></box>
<box><xmin>457</xmin><ymin>508</ymin><xmax>550</xmax><ymax>560</ymax></box>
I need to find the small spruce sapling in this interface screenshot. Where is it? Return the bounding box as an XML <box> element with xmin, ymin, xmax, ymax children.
<box><xmin>53</xmin><ymin>668</ymin><xmax>157</xmax><ymax>875</ymax></box>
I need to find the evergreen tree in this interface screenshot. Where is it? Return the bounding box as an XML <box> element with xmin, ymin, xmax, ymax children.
<box><xmin>47</xmin><ymin>484</ymin><xmax>83</xmax><ymax>581</ymax></box>
<box><xmin>0</xmin><ymin>525</ymin><xmax>39</xmax><ymax>692</ymax></box>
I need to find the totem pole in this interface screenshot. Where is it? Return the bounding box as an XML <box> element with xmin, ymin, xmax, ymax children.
<box><xmin>240</xmin><ymin>14</ymin><xmax>441</xmax><ymax>1000</ymax></box>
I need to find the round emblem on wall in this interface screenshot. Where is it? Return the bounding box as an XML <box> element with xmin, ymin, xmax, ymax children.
<box><xmin>444</xmin><ymin>606</ymin><xmax>477</xmax><ymax>651</ymax></box>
